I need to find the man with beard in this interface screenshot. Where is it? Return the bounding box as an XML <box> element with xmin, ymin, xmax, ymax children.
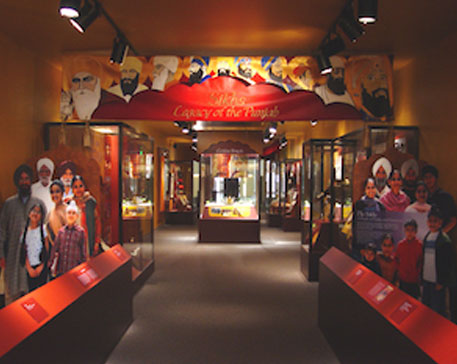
<box><xmin>188</xmin><ymin>57</ymin><xmax>210</xmax><ymax>85</ymax></box>
<box><xmin>360</xmin><ymin>61</ymin><xmax>392</xmax><ymax>118</ymax></box>
<box><xmin>31</xmin><ymin>158</ymin><xmax>55</xmax><ymax>214</ymax></box>
<box><xmin>108</xmin><ymin>57</ymin><xmax>148</xmax><ymax>102</ymax></box>
<box><xmin>0</xmin><ymin>165</ymin><xmax>46</xmax><ymax>305</ymax></box>
<box><xmin>372</xmin><ymin>157</ymin><xmax>392</xmax><ymax>198</ymax></box>
<box><xmin>314</xmin><ymin>56</ymin><xmax>354</xmax><ymax>106</ymax></box>
<box><xmin>217</xmin><ymin>59</ymin><xmax>231</xmax><ymax>77</ymax></box>
<box><xmin>237</xmin><ymin>57</ymin><xmax>253</xmax><ymax>80</ymax></box>
<box><xmin>400</xmin><ymin>159</ymin><xmax>419</xmax><ymax>202</ymax></box>
<box><xmin>57</xmin><ymin>160</ymin><xmax>77</xmax><ymax>204</ymax></box>
<box><xmin>152</xmin><ymin>56</ymin><xmax>179</xmax><ymax>91</ymax></box>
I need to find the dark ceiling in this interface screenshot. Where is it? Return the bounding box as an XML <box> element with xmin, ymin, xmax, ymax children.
<box><xmin>0</xmin><ymin>1</ymin><xmax>456</xmax><ymax>58</ymax></box>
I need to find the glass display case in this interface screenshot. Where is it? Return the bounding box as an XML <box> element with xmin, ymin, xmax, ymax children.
<box><xmin>165</xmin><ymin>160</ymin><xmax>196</xmax><ymax>224</ymax></box>
<box><xmin>265</xmin><ymin>158</ymin><xmax>282</xmax><ymax>226</ymax></box>
<box><xmin>337</xmin><ymin>125</ymin><xmax>420</xmax><ymax>160</ymax></box>
<box><xmin>281</xmin><ymin>159</ymin><xmax>302</xmax><ymax>231</ymax></box>
<box><xmin>199</xmin><ymin>141</ymin><xmax>260</xmax><ymax>243</ymax></box>
<box><xmin>301</xmin><ymin>139</ymin><xmax>333</xmax><ymax>281</ymax></box>
<box><xmin>44</xmin><ymin>122</ymin><xmax>154</xmax><ymax>278</ymax></box>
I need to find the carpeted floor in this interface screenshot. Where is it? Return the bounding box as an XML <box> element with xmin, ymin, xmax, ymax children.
<box><xmin>106</xmin><ymin>224</ymin><xmax>339</xmax><ymax>364</ymax></box>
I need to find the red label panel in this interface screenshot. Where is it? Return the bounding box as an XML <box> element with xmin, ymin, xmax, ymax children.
<box><xmin>21</xmin><ymin>298</ymin><xmax>49</xmax><ymax>324</ymax></box>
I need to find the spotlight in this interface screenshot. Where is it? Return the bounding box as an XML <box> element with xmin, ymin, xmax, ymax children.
<box><xmin>174</xmin><ymin>121</ymin><xmax>180</xmax><ymax>127</ymax></box>
<box><xmin>192</xmin><ymin>133</ymin><xmax>198</xmax><ymax>143</ymax></box>
<box><xmin>280</xmin><ymin>136</ymin><xmax>288</xmax><ymax>149</ymax></box>
<box><xmin>191</xmin><ymin>143</ymin><xmax>198</xmax><ymax>152</ymax></box>
<box><xmin>263</xmin><ymin>130</ymin><xmax>271</xmax><ymax>144</ymax></box>
<box><xmin>110</xmin><ymin>36</ymin><xmax>129</xmax><ymax>65</ymax></box>
<box><xmin>268</xmin><ymin>122</ymin><xmax>277</xmax><ymax>135</ymax></box>
<box><xmin>69</xmin><ymin>0</ymin><xmax>99</xmax><ymax>33</ymax></box>
<box><xmin>321</xmin><ymin>34</ymin><xmax>346</xmax><ymax>57</ymax></box>
<box><xmin>310</xmin><ymin>120</ymin><xmax>318</xmax><ymax>127</ymax></box>
<box><xmin>59</xmin><ymin>0</ymin><xmax>81</xmax><ymax>18</ymax></box>
<box><xmin>316</xmin><ymin>52</ymin><xmax>332</xmax><ymax>75</ymax></box>
<box><xmin>182</xmin><ymin>123</ymin><xmax>190</xmax><ymax>134</ymax></box>
<box><xmin>338</xmin><ymin>5</ymin><xmax>365</xmax><ymax>42</ymax></box>
<box><xmin>358</xmin><ymin>0</ymin><xmax>378</xmax><ymax>24</ymax></box>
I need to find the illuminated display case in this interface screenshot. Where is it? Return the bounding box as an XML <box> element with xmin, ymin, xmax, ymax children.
<box><xmin>199</xmin><ymin>141</ymin><xmax>260</xmax><ymax>243</ymax></box>
<box><xmin>265</xmin><ymin>158</ymin><xmax>282</xmax><ymax>227</ymax></box>
<box><xmin>44</xmin><ymin>122</ymin><xmax>154</xmax><ymax>276</ymax></box>
<box><xmin>281</xmin><ymin>159</ymin><xmax>302</xmax><ymax>231</ymax></box>
<box><xmin>165</xmin><ymin>160</ymin><xmax>196</xmax><ymax>224</ymax></box>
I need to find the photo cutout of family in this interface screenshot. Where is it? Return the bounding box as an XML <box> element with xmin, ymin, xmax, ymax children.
<box><xmin>355</xmin><ymin>156</ymin><xmax>456</xmax><ymax>251</ymax></box>
<box><xmin>0</xmin><ymin>157</ymin><xmax>102</xmax><ymax>306</ymax></box>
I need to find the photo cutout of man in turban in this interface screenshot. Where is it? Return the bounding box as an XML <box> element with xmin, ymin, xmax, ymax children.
<box><xmin>108</xmin><ymin>57</ymin><xmax>148</xmax><ymax>102</ymax></box>
<box><xmin>31</xmin><ymin>157</ymin><xmax>55</xmax><ymax>214</ymax></box>
<box><xmin>372</xmin><ymin>157</ymin><xmax>392</xmax><ymax>198</ymax></box>
<box><xmin>187</xmin><ymin>57</ymin><xmax>210</xmax><ymax>85</ymax></box>
<box><xmin>57</xmin><ymin>160</ymin><xmax>77</xmax><ymax>204</ymax></box>
<box><xmin>152</xmin><ymin>56</ymin><xmax>179</xmax><ymax>91</ymax></box>
<box><xmin>314</xmin><ymin>56</ymin><xmax>354</xmax><ymax>106</ymax></box>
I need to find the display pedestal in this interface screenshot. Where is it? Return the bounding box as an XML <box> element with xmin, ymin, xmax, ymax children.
<box><xmin>199</xmin><ymin>219</ymin><xmax>260</xmax><ymax>243</ymax></box>
<box><xmin>319</xmin><ymin>248</ymin><xmax>457</xmax><ymax>364</ymax></box>
<box><xmin>165</xmin><ymin>211</ymin><xmax>195</xmax><ymax>224</ymax></box>
<box><xmin>282</xmin><ymin>216</ymin><xmax>302</xmax><ymax>232</ymax></box>
<box><xmin>0</xmin><ymin>246</ymin><xmax>132</xmax><ymax>364</ymax></box>
<box><xmin>267</xmin><ymin>213</ymin><xmax>282</xmax><ymax>227</ymax></box>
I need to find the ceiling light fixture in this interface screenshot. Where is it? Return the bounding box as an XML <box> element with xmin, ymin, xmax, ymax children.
<box><xmin>192</xmin><ymin>133</ymin><xmax>198</xmax><ymax>143</ymax></box>
<box><xmin>110</xmin><ymin>36</ymin><xmax>129</xmax><ymax>64</ymax></box>
<box><xmin>268</xmin><ymin>122</ymin><xmax>277</xmax><ymax>135</ymax></box>
<box><xmin>358</xmin><ymin>0</ymin><xmax>378</xmax><ymax>24</ymax></box>
<box><xmin>59</xmin><ymin>0</ymin><xmax>81</xmax><ymax>18</ymax></box>
<box><xmin>338</xmin><ymin>4</ymin><xmax>366</xmax><ymax>42</ymax></box>
<box><xmin>321</xmin><ymin>34</ymin><xmax>346</xmax><ymax>57</ymax></box>
<box><xmin>310</xmin><ymin>119</ymin><xmax>318</xmax><ymax>127</ymax></box>
<box><xmin>182</xmin><ymin>123</ymin><xmax>190</xmax><ymax>134</ymax></box>
<box><xmin>69</xmin><ymin>0</ymin><xmax>99</xmax><ymax>33</ymax></box>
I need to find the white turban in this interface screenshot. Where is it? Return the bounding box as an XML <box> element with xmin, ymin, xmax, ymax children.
<box><xmin>372</xmin><ymin>157</ymin><xmax>392</xmax><ymax>178</ymax></box>
<box><xmin>66</xmin><ymin>200</ymin><xmax>79</xmax><ymax>213</ymax></box>
<box><xmin>37</xmin><ymin>158</ymin><xmax>54</xmax><ymax>175</ymax></box>
<box><xmin>154</xmin><ymin>56</ymin><xmax>179</xmax><ymax>73</ymax></box>
<box><xmin>401</xmin><ymin>159</ymin><xmax>419</xmax><ymax>179</ymax></box>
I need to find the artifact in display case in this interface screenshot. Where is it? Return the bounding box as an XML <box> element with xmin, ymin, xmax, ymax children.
<box><xmin>199</xmin><ymin>141</ymin><xmax>260</xmax><ymax>243</ymax></box>
<box><xmin>165</xmin><ymin>160</ymin><xmax>196</xmax><ymax>224</ymax></box>
<box><xmin>265</xmin><ymin>158</ymin><xmax>282</xmax><ymax>227</ymax></box>
<box><xmin>44</xmin><ymin>122</ymin><xmax>155</xmax><ymax>280</ymax></box>
<box><xmin>281</xmin><ymin>159</ymin><xmax>302</xmax><ymax>231</ymax></box>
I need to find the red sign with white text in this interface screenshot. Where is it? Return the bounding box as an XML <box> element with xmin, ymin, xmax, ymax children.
<box><xmin>21</xmin><ymin>298</ymin><xmax>49</xmax><ymax>324</ymax></box>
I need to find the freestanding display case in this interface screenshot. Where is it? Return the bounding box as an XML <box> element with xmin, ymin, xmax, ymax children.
<box><xmin>199</xmin><ymin>141</ymin><xmax>260</xmax><ymax>243</ymax></box>
<box><xmin>165</xmin><ymin>160</ymin><xmax>196</xmax><ymax>224</ymax></box>
<box><xmin>281</xmin><ymin>159</ymin><xmax>302</xmax><ymax>232</ymax></box>
<box><xmin>265</xmin><ymin>158</ymin><xmax>282</xmax><ymax>227</ymax></box>
<box><xmin>44</xmin><ymin>122</ymin><xmax>154</xmax><ymax>280</ymax></box>
<box><xmin>301</xmin><ymin>139</ymin><xmax>333</xmax><ymax>281</ymax></box>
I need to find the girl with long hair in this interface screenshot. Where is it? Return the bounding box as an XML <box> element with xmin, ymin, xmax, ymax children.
<box><xmin>20</xmin><ymin>204</ymin><xmax>49</xmax><ymax>292</ymax></box>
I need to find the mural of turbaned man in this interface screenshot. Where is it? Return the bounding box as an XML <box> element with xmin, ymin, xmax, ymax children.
<box><xmin>60</xmin><ymin>54</ymin><xmax>394</xmax><ymax>122</ymax></box>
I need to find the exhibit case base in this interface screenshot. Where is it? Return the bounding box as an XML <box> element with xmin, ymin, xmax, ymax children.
<box><xmin>165</xmin><ymin>211</ymin><xmax>196</xmax><ymax>225</ymax></box>
<box><xmin>199</xmin><ymin>219</ymin><xmax>261</xmax><ymax>243</ymax></box>
<box><xmin>282</xmin><ymin>217</ymin><xmax>302</xmax><ymax>232</ymax></box>
<box><xmin>300</xmin><ymin>245</ymin><xmax>326</xmax><ymax>282</ymax></box>
<box><xmin>267</xmin><ymin>213</ymin><xmax>282</xmax><ymax>227</ymax></box>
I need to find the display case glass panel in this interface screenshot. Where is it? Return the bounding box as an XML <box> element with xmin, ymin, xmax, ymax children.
<box><xmin>200</xmin><ymin>153</ymin><xmax>260</xmax><ymax>220</ymax></box>
<box><xmin>282</xmin><ymin>159</ymin><xmax>301</xmax><ymax>219</ymax></box>
<box><xmin>166</xmin><ymin>160</ymin><xmax>193</xmax><ymax>212</ymax></box>
<box><xmin>192</xmin><ymin>160</ymin><xmax>200</xmax><ymax>210</ymax></box>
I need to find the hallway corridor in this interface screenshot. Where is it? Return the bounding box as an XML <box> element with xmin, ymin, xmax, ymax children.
<box><xmin>107</xmin><ymin>225</ymin><xmax>339</xmax><ymax>364</ymax></box>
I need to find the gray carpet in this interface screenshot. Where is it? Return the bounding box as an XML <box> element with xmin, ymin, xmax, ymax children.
<box><xmin>106</xmin><ymin>224</ymin><xmax>339</xmax><ymax>364</ymax></box>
